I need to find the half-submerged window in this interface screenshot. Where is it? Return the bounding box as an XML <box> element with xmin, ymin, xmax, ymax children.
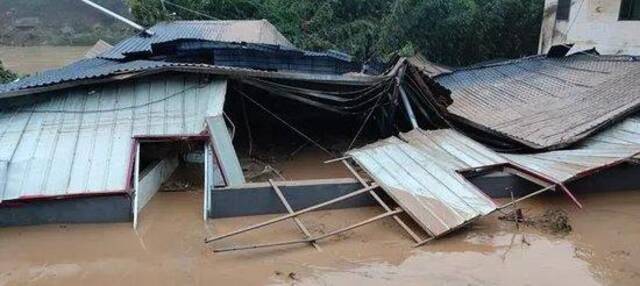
<box><xmin>620</xmin><ymin>0</ymin><xmax>640</xmax><ymax>20</ymax></box>
<box><xmin>556</xmin><ymin>0</ymin><xmax>571</xmax><ymax>21</ymax></box>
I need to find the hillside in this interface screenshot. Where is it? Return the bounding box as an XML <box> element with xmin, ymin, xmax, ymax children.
<box><xmin>0</xmin><ymin>0</ymin><xmax>133</xmax><ymax>46</ymax></box>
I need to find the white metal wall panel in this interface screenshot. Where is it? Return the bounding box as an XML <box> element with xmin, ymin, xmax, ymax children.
<box><xmin>0</xmin><ymin>74</ymin><xmax>228</xmax><ymax>201</ymax></box>
<box><xmin>206</xmin><ymin>116</ymin><xmax>245</xmax><ymax>186</ymax></box>
<box><xmin>134</xmin><ymin>155</ymin><xmax>179</xmax><ymax>229</ymax></box>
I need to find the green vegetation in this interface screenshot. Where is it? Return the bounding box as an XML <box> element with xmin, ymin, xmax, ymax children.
<box><xmin>126</xmin><ymin>0</ymin><xmax>543</xmax><ymax>66</ymax></box>
<box><xmin>0</xmin><ymin>60</ymin><xmax>18</xmax><ymax>84</ymax></box>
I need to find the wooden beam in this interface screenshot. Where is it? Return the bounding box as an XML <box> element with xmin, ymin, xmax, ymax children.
<box><xmin>323</xmin><ymin>156</ymin><xmax>351</xmax><ymax>164</ymax></box>
<box><xmin>213</xmin><ymin>208</ymin><xmax>403</xmax><ymax>252</ymax></box>
<box><xmin>269</xmin><ymin>179</ymin><xmax>321</xmax><ymax>251</ymax></box>
<box><xmin>204</xmin><ymin>184</ymin><xmax>378</xmax><ymax>243</ymax></box>
<box><xmin>497</xmin><ymin>184</ymin><xmax>555</xmax><ymax>211</ymax></box>
<box><xmin>342</xmin><ymin>160</ymin><xmax>423</xmax><ymax>243</ymax></box>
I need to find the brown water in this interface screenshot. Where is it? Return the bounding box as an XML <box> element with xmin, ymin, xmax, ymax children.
<box><xmin>0</xmin><ymin>45</ymin><xmax>90</xmax><ymax>75</ymax></box>
<box><xmin>0</xmin><ymin>190</ymin><xmax>638</xmax><ymax>285</ymax></box>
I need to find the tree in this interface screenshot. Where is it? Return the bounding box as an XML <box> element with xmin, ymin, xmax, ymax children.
<box><xmin>0</xmin><ymin>60</ymin><xmax>17</xmax><ymax>84</ymax></box>
<box><xmin>125</xmin><ymin>0</ymin><xmax>544</xmax><ymax>66</ymax></box>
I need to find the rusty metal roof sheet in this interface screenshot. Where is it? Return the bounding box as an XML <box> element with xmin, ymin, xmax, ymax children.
<box><xmin>406</xmin><ymin>53</ymin><xmax>452</xmax><ymax>77</ymax></box>
<box><xmin>436</xmin><ymin>54</ymin><xmax>640</xmax><ymax>150</ymax></box>
<box><xmin>347</xmin><ymin>134</ymin><xmax>498</xmax><ymax>237</ymax></box>
<box><xmin>100</xmin><ymin>20</ymin><xmax>295</xmax><ymax>59</ymax></box>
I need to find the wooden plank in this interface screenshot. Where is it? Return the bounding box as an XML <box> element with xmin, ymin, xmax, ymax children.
<box><xmin>213</xmin><ymin>209</ymin><xmax>403</xmax><ymax>252</ymax></box>
<box><xmin>268</xmin><ymin>179</ymin><xmax>321</xmax><ymax>251</ymax></box>
<box><xmin>204</xmin><ymin>184</ymin><xmax>378</xmax><ymax>243</ymax></box>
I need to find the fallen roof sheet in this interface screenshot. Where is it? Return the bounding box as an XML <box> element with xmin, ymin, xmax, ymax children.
<box><xmin>436</xmin><ymin>54</ymin><xmax>640</xmax><ymax>150</ymax></box>
<box><xmin>346</xmin><ymin>135</ymin><xmax>498</xmax><ymax>237</ymax></box>
<box><xmin>399</xmin><ymin>129</ymin><xmax>507</xmax><ymax>170</ymax></box>
<box><xmin>504</xmin><ymin>115</ymin><xmax>640</xmax><ymax>182</ymax></box>
<box><xmin>100</xmin><ymin>20</ymin><xmax>294</xmax><ymax>59</ymax></box>
<box><xmin>347</xmin><ymin>117</ymin><xmax>640</xmax><ymax>236</ymax></box>
<box><xmin>0</xmin><ymin>74</ymin><xmax>227</xmax><ymax>202</ymax></box>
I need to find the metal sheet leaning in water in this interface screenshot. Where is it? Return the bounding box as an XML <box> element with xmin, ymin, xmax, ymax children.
<box><xmin>347</xmin><ymin>136</ymin><xmax>498</xmax><ymax>237</ymax></box>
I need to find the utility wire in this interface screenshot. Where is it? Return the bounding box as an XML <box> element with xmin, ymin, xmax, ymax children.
<box><xmin>235</xmin><ymin>88</ymin><xmax>335</xmax><ymax>157</ymax></box>
<box><xmin>162</xmin><ymin>0</ymin><xmax>220</xmax><ymax>20</ymax></box>
<box><xmin>240</xmin><ymin>95</ymin><xmax>254</xmax><ymax>157</ymax></box>
<box><xmin>346</xmin><ymin>90</ymin><xmax>388</xmax><ymax>151</ymax></box>
<box><xmin>14</xmin><ymin>83</ymin><xmax>207</xmax><ymax>114</ymax></box>
<box><xmin>563</xmin><ymin>0</ymin><xmax>586</xmax><ymax>42</ymax></box>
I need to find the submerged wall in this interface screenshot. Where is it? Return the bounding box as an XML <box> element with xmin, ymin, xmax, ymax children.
<box><xmin>0</xmin><ymin>194</ymin><xmax>131</xmax><ymax>227</ymax></box>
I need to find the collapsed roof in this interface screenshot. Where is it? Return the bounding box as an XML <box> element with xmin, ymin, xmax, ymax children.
<box><xmin>435</xmin><ymin>53</ymin><xmax>640</xmax><ymax>151</ymax></box>
<box><xmin>350</xmin><ymin>111</ymin><xmax>640</xmax><ymax>219</ymax></box>
<box><xmin>0</xmin><ymin>20</ymin><xmax>453</xmax><ymax>203</ymax></box>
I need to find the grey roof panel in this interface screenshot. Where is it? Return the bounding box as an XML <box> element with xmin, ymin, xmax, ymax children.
<box><xmin>100</xmin><ymin>20</ymin><xmax>295</xmax><ymax>59</ymax></box>
<box><xmin>0</xmin><ymin>58</ymin><xmax>378</xmax><ymax>97</ymax></box>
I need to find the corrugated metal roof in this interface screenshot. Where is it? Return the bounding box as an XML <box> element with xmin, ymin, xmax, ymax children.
<box><xmin>0</xmin><ymin>58</ymin><xmax>379</xmax><ymax>97</ymax></box>
<box><xmin>100</xmin><ymin>20</ymin><xmax>295</xmax><ymax>59</ymax></box>
<box><xmin>436</xmin><ymin>54</ymin><xmax>640</xmax><ymax>150</ymax></box>
<box><xmin>406</xmin><ymin>53</ymin><xmax>452</xmax><ymax>77</ymax></box>
<box><xmin>504</xmin><ymin>115</ymin><xmax>640</xmax><ymax>182</ymax></box>
<box><xmin>347</xmin><ymin>134</ymin><xmax>497</xmax><ymax>237</ymax></box>
<box><xmin>400</xmin><ymin>129</ymin><xmax>506</xmax><ymax>169</ymax></box>
<box><xmin>0</xmin><ymin>58</ymin><xmax>151</xmax><ymax>94</ymax></box>
<box><xmin>348</xmin><ymin>120</ymin><xmax>640</xmax><ymax>235</ymax></box>
<box><xmin>0</xmin><ymin>74</ymin><xmax>227</xmax><ymax>202</ymax></box>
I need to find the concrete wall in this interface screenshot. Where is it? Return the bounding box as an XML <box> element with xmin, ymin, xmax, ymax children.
<box><xmin>209</xmin><ymin>179</ymin><xmax>378</xmax><ymax>218</ymax></box>
<box><xmin>539</xmin><ymin>0</ymin><xmax>640</xmax><ymax>55</ymax></box>
<box><xmin>0</xmin><ymin>194</ymin><xmax>131</xmax><ymax>227</ymax></box>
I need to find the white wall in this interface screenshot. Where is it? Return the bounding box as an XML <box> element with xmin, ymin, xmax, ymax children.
<box><xmin>539</xmin><ymin>0</ymin><xmax>640</xmax><ymax>55</ymax></box>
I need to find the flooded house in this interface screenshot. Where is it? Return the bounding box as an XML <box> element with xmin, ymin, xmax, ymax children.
<box><xmin>1</xmin><ymin>3</ymin><xmax>640</xmax><ymax>253</ymax></box>
<box><xmin>0</xmin><ymin>19</ymin><xmax>446</xmax><ymax>230</ymax></box>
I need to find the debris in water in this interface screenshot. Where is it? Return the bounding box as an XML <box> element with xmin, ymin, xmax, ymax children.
<box><xmin>535</xmin><ymin>209</ymin><xmax>572</xmax><ymax>235</ymax></box>
<box><xmin>500</xmin><ymin>209</ymin><xmax>572</xmax><ymax>235</ymax></box>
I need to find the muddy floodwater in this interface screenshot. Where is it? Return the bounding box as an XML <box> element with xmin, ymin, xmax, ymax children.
<box><xmin>0</xmin><ymin>45</ymin><xmax>90</xmax><ymax>75</ymax></box>
<box><xmin>0</xmin><ymin>190</ymin><xmax>638</xmax><ymax>286</ymax></box>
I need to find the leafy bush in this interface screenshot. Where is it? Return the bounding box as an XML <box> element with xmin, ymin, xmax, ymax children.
<box><xmin>0</xmin><ymin>60</ymin><xmax>18</xmax><ymax>84</ymax></box>
<box><xmin>126</xmin><ymin>0</ymin><xmax>543</xmax><ymax>66</ymax></box>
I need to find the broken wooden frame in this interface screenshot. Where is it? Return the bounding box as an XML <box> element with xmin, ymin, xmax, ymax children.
<box><xmin>338</xmin><ymin>159</ymin><xmax>430</xmax><ymax>245</ymax></box>
<box><xmin>268</xmin><ymin>179</ymin><xmax>321</xmax><ymax>251</ymax></box>
<box><xmin>204</xmin><ymin>184</ymin><xmax>410</xmax><ymax>252</ymax></box>
<box><xmin>332</xmin><ymin>155</ymin><xmax>583</xmax><ymax>246</ymax></box>
<box><xmin>204</xmin><ymin>155</ymin><xmax>575</xmax><ymax>252</ymax></box>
